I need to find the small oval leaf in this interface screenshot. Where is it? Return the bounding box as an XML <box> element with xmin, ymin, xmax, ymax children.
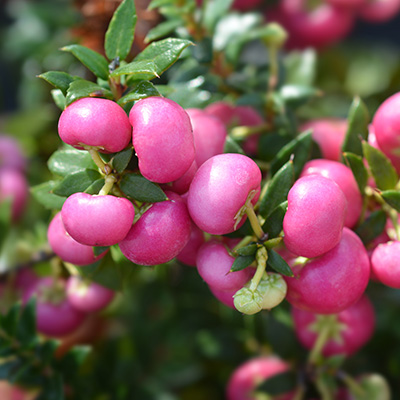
<box><xmin>267</xmin><ymin>249</ymin><xmax>293</xmax><ymax>277</ymax></box>
<box><xmin>52</xmin><ymin>169</ymin><xmax>102</xmax><ymax>197</ymax></box>
<box><xmin>230</xmin><ymin>255</ymin><xmax>255</xmax><ymax>272</ymax></box>
<box><xmin>120</xmin><ymin>173</ymin><xmax>167</xmax><ymax>203</ymax></box>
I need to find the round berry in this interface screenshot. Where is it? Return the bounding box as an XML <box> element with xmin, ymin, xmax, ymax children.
<box><xmin>371</xmin><ymin>240</ymin><xmax>400</xmax><ymax>288</ymax></box>
<box><xmin>176</xmin><ymin>222</ymin><xmax>205</xmax><ymax>266</ymax></box>
<box><xmin>359</xmin><ymin>0</ymin><xmax>400</xmax><ymax>22</ymax></box>
<box><xmin>0</xmin><ymin>135</ymin><xmax>27</xmax><ymax>172</ymax></box>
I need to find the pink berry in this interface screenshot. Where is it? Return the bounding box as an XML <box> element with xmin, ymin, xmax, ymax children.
<box><xmin>283</xmin><ymin>174</ymin><xmax>347</xmax><ymax>258</ymax></box>
<box><xmin>209</xmin><ymin>286</ymin><xmax>236</xmax><ymax>309</ymax></box>
<box><xmin>371</xmin><ymin>241</ymin><xmax>400</xmax><ymax>288</ymax></box>
<box><xmin>196</xmin><ymin>241</ymin><xmax>254</xmax><ymax>292</ymax></box>
<box><xmin>204</xmin><ymin>101</ymin><xmax>236</xmax><ymax>126</ymax></box>
<box><xmin>48</xmin><ymin>212</ymin><xmax>107</xmax><ymax>266</ymax></box>
<box><xmin>119</xmin><ymin>192</ymin><xmax>191</xmax><ymax>265</ymax></box>
<box><xmin>292</xmin><ymin>295</ymin><xmax>375</xmax><ymax>357</ymax></box>
<box><xmin>326</xmin><ymin>0</ymin><xmax>367</xmax><ymax>10</ymax></box>
<box><xmin>61</xmin><ymin>193</ymin><xmax>135</xmax><ymax>246</ymax></box>
<box><xmin>359</xmin><ymin>0</ymin><xmax>400</xmax><ymax>22</ymax></box>
<box><xmin>285</xmin><ymin>228</ymin><xmax>370</xmax><ymax>314</ymax></box>
<box><xmin>226</xmin><ymin>356</ymin><xmax>291</xmax><ymax>400</ymax></box>
<box><xmin>0</xmin><ymin>135</ymin><xmax>27</xmax><ymax>172</ymax></box>
<box><xmin>232</xmin><ymin>0</ymin><xmax>263</xmax><ymax>11</ymax></box>
<box><xmin>300</xmin><ymin>159</ymin><xmax>362</xmax><ymax>228</ymax></box>
<box><xmin>129</xmin><ymin>97</ymin><xmax>195</xmax><ymax>183</ymax></box>
<box><xmin>58</xmin><ymin>98</ymin><xmax>131</xmax><ymax>153</ymax></box>
<box><xmin>301</xmin><ymin>119</ymin><xmax>347</xmax><ymax>161</ymax></box>
<box><xmin>188</xmin><ymin>154</ymin><xmax>261</xmax><ymax>235</ymax></box>
<box><xmin>66</xmin><ymin>276</ymin><xmax>115</xmax><ymax>312</ymax></box>
<box><xmin>176</xmin><ymin>222</ymin><xmax>205</xmax><ymax>266</ymax></box>
<box><xmin>167</xmin><ymin>160</ymin><xmax>198</xmax><ymax>195</ymax></box>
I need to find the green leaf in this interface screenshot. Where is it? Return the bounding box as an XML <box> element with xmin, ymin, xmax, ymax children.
<box><xmin>134</xmin><ymin>38</ymin><xmax>193</xmax><ymax>78</ymax></box>
<box><xmin>105</xmin><ymin>0</ymin><xmax>137</xmax><ymax>61</ymax></box>
<box><xmin>36</xmin><ymin>374</ymin><xmax>64</xmax><ymax>400</ymax></box>
<box><xmin>16</xmin><ymin>298</ymin><xmax>36</xmax><ymax>345</ymax></box>
<box><xmin>0</xmin><ymin>198</ymin><xmax>12</xmax><ymax>243</ymax></box>
<box><xmin>203</xmin><ymin>0</ymin><xmax>233</xmax><ymax>32</ymax></box>
<box><xmin>48</xmin><ymin>149</ymin><xmax>97</xmax><ymax>177</ymax></box>
<box><xmin>267</xmin><ymin>249</ymin><xmax>293</xmax><ymax>277</ymax></box>
<box><xmin>270</xmin><ymin>130</ymin><xmax>313</xmax><ymax>177</ymax></box>
<box><xmin>84</xmin><ymin>179</ymin><xmax>105</xmax><ymax>195</ymax></box>
<box><xmin>259</xmin><ymin>161</ymin><xmax>294</xmax><ymax>219</ymax></box>
<box><xmin>256</xmin><ymin>370</ymin><xmax>296</xmax><ymax>396</ymax></box>
<box><xmin>52</xmin><ymin>169</ymin><xmax>102</xmax><ymax>197</ymax></box>
<box><xmin>62</xmin><ymin>44</ymin><xmax>109</xmax><ymax>80</ymax></box>
<box><xmin>381</xmin><ymin>190</ymin><xmax>400</xmax><ymax>212</ymax></box>
<box><xmin>224</xmin><ymin>136</ymin><xmax>245</xmax><ymax>154</ymax></box>
<box><xmin>363</xmin><ymin>141</ymin><xmax>399</xmax><ymax>190</ymax></box>
<box><xmin>148</xmin><ymin>0</ymin><xmax>176</xmax><ymax>10</ymax></box>
<box><xmin>192</xmin><ymin>37</ymin><xmax>213</xmax><ymax>64</ymax></box>
<box><xmin>230</xmin><ymin>255</ymin><xmax>255</xmax><ymax>272</ymax></box>
<box><xmin>120</xmin><ymin>173</ymin><xmax>167</xmax><ymax>203</ymax></box>
<box><xmin>236</xmin><ymin>243</ymin><xmax>258</xmax><ymax>256</ymax></box>
<box><xmin>117</xmin><ymin>81</ymin><xmax>161</xmax><ymax>106</ymax></box>
<box><xmin>51</xmin><ymin>89</ymin><xmax>66</xmax><ymax>110</ymax></box>
<box><xmin>94</xmin><ymin>246</ymin><xmax>109</xmax><ymax>257</ymax></box>
<box><xmin>112</xmin><ymin>147</ymin><xmax>133</xmax><ymax>173</ymax></box>
<box><xmin>145</xmin><ymin>19</ymin><xmax>182</xmax><ymax>43</ymax></box>
<box><xmin>355</xmin><ymin>209</ymin><xmax>386</xmax><ymax>245</ymax></box>
<box><xmin>341</xmin><ymin>97</ymin><xmax>370</xmax><ymax>157</ymax></box>
<box><xmin>343</xmin><ymin>152</ymin><xmax>368</xmax><ymax>194</ymax></box>
<box><xmin>284</xmin><ymin>49</ymin><xmax>317</xmax><ymax>86</ymax></box>
<box><xmin>110</xmin><ymin>60</ymin><xmax>159</xmax><ymax>80</ymax></box>
<box><xmin>0</xmin><ymin>359</ymin><xmax>22</xmax><ymax>380</ymax></box>
<box><xmin>65</xmin><ymin>80</ymin><xmax>113</xmax><ymax>106</ymax></box>
<box><xmin>31</xmin><ymin>181</ymin><xmax>67</xmax><ymax>210</ymax></box>
<box><xmin>262</xmin><ymin>201</ymin><xmax>288</xmax><ymax>239</ymax></box>
<box><xmin>280</xmin><ymin>84</ymin><xmax>320</xmax><ymax>109</ymax></box>
<box><xmin>38</xmin><ymin>71</ymin><xmax>80</xmax><ymax>95</ymax></box>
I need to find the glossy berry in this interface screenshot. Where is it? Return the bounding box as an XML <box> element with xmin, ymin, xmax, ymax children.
<box><xmin>292</xmin><ymin>295</ymin><xmax>375</xmax><ymax>357</ymax></box>
<box><xmin>176</xmin><ymin>222</ymin><xmax>205</xmax><ymax>266</ymax></box>
<box><xmin>283</xmin><ymin>174</ymin><xmax>347</xmax><ymax>258</ymax></box>
<box><xmin>188</xmin><ymin>154</ymin><xmax>262</xmax><ymax>235</ymax></box>
<box><xmin>209</xmin><ymin>286</ymin><xmax>236</xmax><ymax>309</ymax></box>
<box><xmin>359</xmin><ymin>0</ymin><xmax>400</xmax><ymax>22</ymax></box>
<box><xmin>129</xmin><ymin>97</ymin><xmax>195</xmax><ymax>183</ymax></box>
<box><xmin>371</xmin><ymin>241</ymin><xmax>400</xmax><ymax>288</ymax></box>
<box><xmin>58</xmin><ymin>98</ymin><xmax>131</xmax><ymax>153</ymax></box>
<box><xmin>168</xmin><ymin>160</ymin><xmax>198</xmax><ymax>195</ymax></box>
<box><xmin>204</xmin><ymin>101</ymin><xmax>235</xmax><ymax>126</ymax></box>
<box><xmin>119</xmin><ymin>192</ymin><xmax>191</xmax><ymax>265</ymax></box>
<box><xmin>48</xmin><ymin>212</ymin><xmax>107</xmax><ymax>266</ymax></box>
<box><xmin>285</xmin><ymin>228</ymin><xmax>370</xmax><ymax>314</ymax></box>
<box><xmin>61</xmin><ymin>193</ymin><xmax>135</xmax><ymax>247</ymax></box>
<box><xmin>0</xmin><ymin>169</ymin><xmax>28</xmax><ymax>221</ymax></box>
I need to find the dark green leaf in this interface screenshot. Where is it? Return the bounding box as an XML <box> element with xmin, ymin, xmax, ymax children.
<box><xmin>31</xmin><ymin>181</ymin><xmax>67</xmax><ymax>210</ymax></box>
<box><xmin>117</xmin><ymin>81</ymin><xmax>161</xmax><ymax>106</ymax></box>
<box><xmin>112</xmin><ymin>147</ymin><xmax>133</xmax><ymax>173</ymax></box>
<box><xmin>16</xmin><ymin>298</ymin><xmax>36</xmax><ymax>345</ymax></box>
<box><xmin>65</xmin><ymin>80</ymin><xmax>113</xmax><ymax>106</ymax></box>
<box><xmin>343</xmin><ymin>152</ymin><xmax>368</xmax><ymax>194</ymax></box>
<box><xmin>224</xmin><ymin>136</ymin><xmax>245</xmax><ymax>154</ymax></box>
<box><xmin>267</xmin><ymin>249</ymin><xmax>293</xmax><ymax>277</ymax></box>
<box><xmin>262</xmin><ymin>201</ymin><xmax>288</xmax><ymax>238</ymax></box>
<box><xmin>1</xmin><ymin>303</ymin><xmax>19</xmax><ymax>337</ymax></box>
<box><xmin>355</xmin><ymin>209</ymin><xmax>386</xmax><ymax>245</ymax></box>
<box><xmin>37</xmin><ymin>341</ymin><xmax>59</xmax><ymax>364</ymax></box>
<box><xmin>105</xmin><ymin>0</ymin><xmax>137</xmax><ymax>61</ymax></box>
<box><xmin>120</xmin><ymin>173</ymin><xmax>167</xmax><ymax>203</ymax></box>
<box><xmin>284</xmin><ymin>49</ymin><xmax>316</xmax><ymax>86</ymax></box>
<box><xmin>84</xmin><ymin>179</ymin><xmax>105</xmax><ymax>195</ymax></box>
<box><xmin>256</xmin><ymin>370</ymin><xmax>296</xmax><ymax>396</ymax></box>
<box><xmin>341</xmin><ymin>97</ymin><xmax>369</xmax><ymax>157</ymax></box>
<box><xmin>110</xmin><ymin>60</ymin><xmax>159</xmax><ymax>80</ymax></box>
<box><xmin>94</xmin><ymin>246</ymin><xmax>109</xmax><ymax>257</ymax></box>
<box><xmin>145</xmin><ymin>19</ymin><xmax>182</xmax><ymax>43</ymax></box>
<box><xmin>0</xmin><ymin>359</ymin><xmax>22</xmax><ymax>380</ymax></box>
<box><xmin>38</xmin><ymin>71</ymin><xmax>80</xmax><ymax>96</ymax></box>
<box><xmin>230</xmin><ymin>255</ymin><xmax>255</xmax><ymax>272</ymax></box>
<box><xmin>51</xmin><ymin>89</ymin><xmax>66</xmax><ymax>110</ymax></box>
<box><xmin>62</xmin><ymin>44</ymin><xmax>109</xmax><ymax>80</ymax></box>
<box><xmin>381</xmin><ymin>190</ymin><xmax>400</xmax><ymax>212</ymax></box>
<box><xmin>363</xmin><ymin>141</ymin><xmax>398</xmax><ymax>190</ymax></box>
<box><xmin>52</xmin><ymin>169</ymin><xmax>102</xmax><ymax>197</ymax></box>
<box><xmin>0</xmin><ymin>198</ymin><xmax>12</xmax><ymax>244</ymax></box>
<box><xmin>192</xmin><ymin>37</ymin><xmax>213</xmax><ymax>64</ymax></box>
<box><xmin>48</xmin><ymin>149</ymin><xmax>97</xmax><ymax>177</ymax></box>
<box><xmin>36</xmin><ymin>374</ymin><xmax>64</xmax><ymax>400</ymax></box>
<box><xmin>259</xmin><ymin>161</ymin><xmax>294</xmax><ymax>219</ymax></box>
<box><xmin>203</xmin><ymin>0</ymin><xmax>233</xmax><ymax>32</ymax></box>
<box><xmin>270</xmin><ymin>130</ymin><xmax>313</xmax><ymax>177</ymax></box>
<box><xmin>236</xmin><ymin>243</ymin><xmax>258</xmax><ymax>256</ymax></box>
<box><xmin>280</xmin><ymin>84</ymin><xmax>320</xmax><ymax>109</ymax></box>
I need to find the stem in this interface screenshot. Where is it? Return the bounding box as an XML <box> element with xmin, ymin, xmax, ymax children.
<box><xmin>245</xmin><ymin>204</ymin><xmax>265</xmax><ymax>240</ymax></box>
<box><xmin>315</xmin><ymin>378</ymin><xmax>334</xmax><ymax>400</ymax></box>
<box><xmin>63</xmin><ymin>262</ymin><xmax>80</xmax><ymax>276</ymax></box>
<box><xmin>85</xmin><ymin>147</ymin><xmax>111</xmax><ymax>175</ymax></box>
<box><xmin>308</xmin><ymin>317</ymin><xmax>335</xmax><ymax>365</ymax></box>
<box><xmin>230</xmin><ymin>123</ymin><xmax>271</xmax><ymax>140</ymax></box>
<box><xmin>338</xmin><ymin>372</ymin><xmax>365</xmax><ymax>397</ymax></box>
<box><xmin>268</xmin><ymin>46</ymin><xmax>279</xmax><ymax>94</ymax></box>
<box><xmin>291</xmin><ymin>385</ymin><xmax>306</xmax><ymax>400</ymax></box>
<box><xmin>249</xmin><ymin>247</ymin><xmax>268</xmax><ymax>292</ymax></box>
<box><xmin>99</xmin><ymin>175</ymin><xmax>117</xmax><ymax>196</ymax></box>
<box><xmin>232</xmin><ymin>236</ymin><xmax>254</xmax><ymax>253</ymax></box>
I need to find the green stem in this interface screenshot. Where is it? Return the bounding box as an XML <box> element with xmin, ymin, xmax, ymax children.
<box><xmin>85</xmin><ymin>147</ymin><xmax>111</xmax><ymax>175</ymax></box>
<box><xmin>339</xmin><ymin>372</ymin><xmax>365</xmax><ymax>397</ymax></box>
<box><xmin>245</xmin><ymin>204</ymin><xmax>265</xmax><ymax>240</ymax></box>
<box><xmin>249</xmin><ymin>247</ymin><xmax>268</xmax><ymax>292</ymax></box>
<box><xmin>291</xmin><ymin>385</ymin><xmax>306</xmax><ymax>400</ymax></box>
<box><xmin>315</xmin><ymin>378</ymin><xmax>334</xmax><ymax>400</ymax></box>
<box><xmin>99</xmin><ymin>175</ymin><xmax>117</xmax><ymax>196</ymax></box>
<box><xmin>268</xmin><ymin>46</ymin><xmax>279</xmax><ymax>94</ymax></box>
<box><xmin>232</xmin><ymin>236</ymin><xmax>254</xmax><ymax>253</ymax></box>
<box><xmin>230</xmin><ymin>123</ymin><xmax>271</xmax><ymax>140</ymax></box>
<box><xmin>308</xmin><ymin>317</ymin><xmax>335</xmax><ymax>365</ymax></box>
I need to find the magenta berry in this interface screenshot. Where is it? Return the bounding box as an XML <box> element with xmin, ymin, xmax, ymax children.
<box><xmin>196</xmin><ymin>241</ymin><xmax>254</xmax><ymax>292</ymax></box>
<box><xmin>58</xmin><ymin>97</ymin><xmax>131</xmax><ymax>153</ymax></box>
<box><xmin>371</xmin><ymin>241</ymin><xmax>400</xmax><ymax>288</ymax></box>
<box><xmin>48</xmin><ymin>212</ymin><xmax>107</xmax><ymax>266</ymax></box>
<box><xmin>188</xmin><ymin>153</ymin><xmax>261</xmax><ymax>235</ymax></box>
<box><xmin>204</xmin><ymin>101</ymin><xmax>235</xmax><ymax>126</ymax></box>
<box><xmin>209</xmin><ymin>286</ymin><xmax>236</xmax><ymax>309</ymax></box>
<box><xmin>176</xmin><ymin>222</ymin><xmax>205</xmax><ymax>266</ymax></box>
<box><xmin>119</xmin><ymin>192</ymin><xmax>191</xmax><ymax>266</ymax></box>
<box><xmin>301</xmin><ymin>159</ymin><xmax>362</xmax><ymax>228</ymax></box>
<box><xmin>360</xmin><ymin>0</ymin><xmax>400</xmax><ymax>22</ymax></box>
<box><xmin>292</xmin><ymin>295</ymin><xmax>375</xmax><ymax>357</ymax></box>
<box><xmin>66</xmin><ymin>276</ymin><xmax>115</xmax><ymax>313</ymax></box>
<box><xmin>61</xmin><ymin>193</ymin><xmax>135</xmax><ymax>247</ymax></box>
<box><xmin>285</xmin><ymin>228</ymin><xmax>370</xmax><ymax>314</ymax></box>
<box><xmin>0</xmin><ymin>134</ymin><xmax>27</xmax><ymax>172</ymax></box>
<box><xmin>129</xmin><ymin>97</ymin><xmax>195</xmax><ymax>183</ymax></box>
<box><xmin>283</xmin><ymin>174</ymin><xmax>347</xmax><ymax>258</ymax></box>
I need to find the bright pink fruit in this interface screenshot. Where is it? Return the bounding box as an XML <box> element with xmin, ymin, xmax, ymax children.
<box><xmin>359</xmin><ymin>0</ymin><xmax>400</xmax><ymax>22</ymax></box>
<box><xmin>232</xmin><ymin>0</ymin><xmax>263</xmax><ymax>11</ymax></box>
<box><xmin>204</xmin><ymin>101</ymin><xmax>235</xmax><ymax>126</ymax></box>
<box><xmin>301</xmin><ymin>159</ymin><xmax>362</xmax><ymax>228</ymax></box>
<box><xmin>176</xmin><ymin>222</ymin><xmax>205</xmax><ymax>266</ymax></box>
<box><xmin>326</xmin><ymin>0</ymin><xmax>367</xmax><ymax>10</ymax></box>
<box><xmin>0</xmin><ymin>169</ymin><xmax>28</xmax><ymax>221</ymax></box>
<box><xmin>66</xmin><ymin>276</ymin><xmax>115</xmax><ymax>312</ymax></box>
<box><xmin>209</xmin><ymin>286</ymin><xmax>236</xmax><ymax>309</ymax></box>
<box><xmin>301</xmin><ymin>119</ymin><xmax>347</xmax><ymax>161</ymax></box>
<box><xmin>285</xmin><ymin>228</ymin><xmax>370</xmax><ymax>314</ymax></box>
<box><xmin>371</xmin><ymin>241</ymin><xmax>400</xmax><ymax>288</ymax></box>
<box><xmin>372</xmin><ymin>92</ymin><xmax>400</xmax><ymax>172</ymax></box>
<box><xmin>61</xmin><ymin>193</ymin><xmax>135</xmax><ymax>246</ymax></box>
<box><xmin>283</xmin><ymin>174</ymin><xmax>347</xmax><ymax>258</ymax></box>
<box><xmin>188</xmin><ymin>154</ymin><xmax>261</xmax><ymax>235</ymax></box>
<box><xmin>58</xmin><ymin>98</ymin><xmax>131</xmax><ymax>153</ymax></box>
<box><xmin>167</xmin><ymin>160</ymin><xmax>198</xmax><ymax>195</ymax></box>
<box><xmin>129</xmin><ymin>97</ymin><xmax>195</xmax><ymax>183</ymax></box>
<box><xmin>292</xmin><ymin>295</ymin><xmax>375</xmax><ymax>357</ymax></box>
<box><xmin>196</xmin><ymin>241</ymin><xmax>254</xmax><ymax>292</ymax></box>
<box><xmin>226</xmin><ymin>356</ymin><xmax>291</xmax><ymax>400</ymax></box>
<box><xmin>0</xmin><ymin>135</ymin><xmax>27</xmax><ymax>172</ymax></box>
<box><xmin>48</xmin><ymin>212</ymin><xmax>107</xmax><ymax>266</ymax></box>
<box><xmin>119</xmin><ymin>192</ymin><xmax>191</xmax><ymax>265</ymax></box>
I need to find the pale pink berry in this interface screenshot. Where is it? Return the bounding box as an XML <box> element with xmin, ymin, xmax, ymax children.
<box><xmin>188</xmin><ymin>154</ymin><xmax>261</xmax><ymax>235</ymax></box>
<box><xmin>0</xmin><ymin>135</ymin><xmax>27</xmax><ymax>172</ymax></box>
<box><xmin>359</xmin><ymin>0</ymin><xmax>400</xmax><ymax>22</ymax></box>
<box><xmin>0</xmin><ymin>169</ymin><xmax>28</xmax><ymax>221</ymax></box>
<box><xmin>167</xmin><ymin>160</ymin><xmax>198</xmax><ymax>195</ymax></box>
<box><xmin>61</xmin><ymin>193</ymin><xmax>135</xmax><ymax>247</ymax></box>
<box><xmin>129</xmin><ymin>97</ymin><xmax>195</xmax><ymax>183</ymax></box>
<box><xmin>58</xmin><ymin>98</ymin><xmax>131</xmax><ymax>153</ymax></box>
<box><xmin>204</xmin><ymin>101</ymin><xmax>235</xmax><ymax>126</ymax></box>
<box><xmin>371</xmin><ymin>241</ymin><xmax>400</xmax><ymax>288</ymax></box>
<box><xmin>283</xmin><ymin>174</ymin><xmax>347</xmax><ymax>258</ymax></box>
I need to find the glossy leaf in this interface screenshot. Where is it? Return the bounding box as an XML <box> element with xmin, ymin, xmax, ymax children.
<box><xmin>51</xmin><ymin>89</ymin><xmax>66</xmax><ymax>110</ymax></box>
<box><xmin>259</xmin><ymin>161</ymin><xmax>294</xmax><ymax>219</ymax></box>
<box><xmin>230</xmin><ymin>255</ymin><xmax>255</xmax><ymax>272</ymax></box>
<box><xmin>31</xmin><ymin>181</ymin><xmax>66</xmax><ymax>210</ymax></box>
<box><xmin>267</xmin><ymin>249</ymin><xmax>293</xmax><ymax>277</ymax></box>
<box><xmin>284</xmin><ymin>49</ymin><xmax>316</xmax><ymax>86</ymax></box>
<box><xmin>62</xmin><ymin>44</ymin><xmax>109</xmax><ymax>80</ymax></box>
<box><xmin>203</xmin><ymin>0</ymin><xmax>233</xmax><ymax>32</ymax></box>
<box><xmin>38</xmin><ymin>71</ymin><xmax>80</xmax><ymax>95</ymax></box>
<box><xmin>257</xmin><ymin>370</ymin><xmax>296</xmax><ymax>396</ymax></box>
<box><xmin>262</xmin><ymin>201</ymin><xmax>288</xmax><ymax>239</ymax></box>
<box><xmin>363</xmin><ymin>141</ymin><xmax>398</xmax><ymax>190</ymax></box>
<box><xmin>110</xmin><ymin>60</ymin><xmax>159</xmax><ymax>80</ymax></box>
<box><xmin>16</xmin><ymin>298</ymin><xmax>36</xmax><ymax>345</ymax></box>
<box><xmin>224</xmin><ymin>136</ymin><xmax>245</xmax><ymax>154</ymax></box>
<box><xmin>52</xmin><ymin>169</ymin><xmax>102</xmax><ymax>197</ymax></box>
<box><xmin>381</xmin><ymin>190</ymin><xmax>400</xmax><ymax>212</ymax></box>
<box><xmin>145</xmin><ymin>19</ymin><xmax>182</xmax><ymax>43</ymax></box>
<box><xmin>112</xmin><ymin>147</ymin><xmax>133</xmax><ymax>173</ymax></box>
<box><xmin>120</xmin><ymin>173</ymin><xmax>167</xmax><ymax>203</ymax></box>
<box><xmin>48</xmin><ymin>149</ymin><xmax>97</xmax><ymax>177</ymax></box>
<box><xmin>65</xmin><ymin>80</ymin><xmax>113</xmax><ymax>106</ymax></box>
<box><xmin>341</xmin><ymin>97</ymin><xmax>369</xmax><ymax>157</ymax></box>
<box><xmin>355</xmin><ymin>209</ymin><xmax>386</xmax><ymax>245</ymax></box>
<box><xmin>117</xmin><ymin>81</ymin><xmax>161</xmax><ymax>106</ymax></box>
<box><xmin>236</xmin><ymin>243</ymin><xmax>258</xmax><ymax>257</ymax></box>
<box><xmin>280</xmin><ymin>84</ymin><xmax>320</xmax><ymax>109</ymax></box>
<box><xmin>105</xmin><ymin>0</ymin><xmax>137</xmax><ymax>61</ymax></box>
<box><xmin>84</xmin><ymin>179</ymin><xmax>105</xmax><ymax>195</ymax></box>
<box><xmin>343</xmin><ymin>152</ymin><xmax>368</xmax><ymax>194</ymax></box>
